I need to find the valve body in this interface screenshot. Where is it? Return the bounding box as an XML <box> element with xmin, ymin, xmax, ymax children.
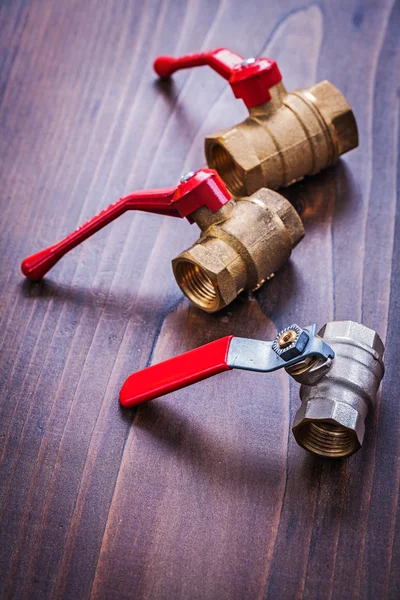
<box><xmin>206</xmin><ymin>81</ymin><xmax>358</xmax><ymax>195</ymax></box>
<box><xmin>173</xmin><ymin>187</ymin><xmax>304</xmax><ymax>312</ymax></box>
<box><xmin>291</xmin><ymin>321</ymin><xmax>385</xmax><ymax>458</ymax></box>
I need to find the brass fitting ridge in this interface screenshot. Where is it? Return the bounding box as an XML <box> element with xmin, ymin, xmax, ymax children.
<box><xmin>154</xmin><ymin>48</ymin><xmax>358</xmax><ymax>195</ymax></box>
<box><xmin>21</xmin><ymin>169</ymin><xmax>303</xmax><ymax>313</ymax></box>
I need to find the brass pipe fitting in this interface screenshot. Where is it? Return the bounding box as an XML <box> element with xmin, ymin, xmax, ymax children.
<box><xmin>154</xmin><ymin>48</ymin><xmax>358</xmax><ymax>195</ymax></box>
<box><xmin>173</xmin><ymin>187</ymin><xmax>304</xmax><ymax>312</ymax></box>
<box><xmin>290</xmin><ymin>321</ymin><xmax>385</xmax><ymax>458</ymax></box>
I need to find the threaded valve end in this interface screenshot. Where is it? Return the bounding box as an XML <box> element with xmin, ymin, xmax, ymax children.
<box><xmin>174</xmin><ymin>261</ymin><xmax>222</xmax><ymax>312</ymax></box>
<box><xmin>293</xmin><ymin>420</ymin><xmax>360</xmax><ymax>459</ymax></box>
<box><xmin>207</xmin><ymin>143</ymin><xmax>247</xmax><ymax>197</ymax></box>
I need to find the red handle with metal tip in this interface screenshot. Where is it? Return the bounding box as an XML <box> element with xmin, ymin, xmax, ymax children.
<box><xmin>21</xmin><ymin>168</ymin><xmax>231</xmax><ymax>281</ymax></box>
<box><xmin>154</xmin><ymin>47</ymin><xmax>282</xmax><ymax>108</ymax></box>
<box><xmin>120</xmin><ymin>336</ymin><xmax>234</xmax><ymax>408</ymax></box>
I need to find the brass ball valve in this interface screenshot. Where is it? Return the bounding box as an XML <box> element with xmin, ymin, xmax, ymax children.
<box><xmin>154</xmin><ymin>48</ymin><xmax>359</xmax><ymax>196</ymax></box>
<box><xmin>21</xmin><ymin>169</ymin><xmax>304</xmax><ymax>312</ymax></box>
<box><xmin>120</xmin><ymin>321</ymin><xmax>385</xmax><ymax>459</ymax></box>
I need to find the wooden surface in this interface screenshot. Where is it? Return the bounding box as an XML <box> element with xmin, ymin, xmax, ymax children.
<box><xmin>1</xmin><ymin>1</ymin><xmax>399</xmax><ymax>598</ymax></box>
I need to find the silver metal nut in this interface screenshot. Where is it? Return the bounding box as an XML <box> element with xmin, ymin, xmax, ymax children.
<box><xmin>272</xmin><ymin>324</ymin><xmax>309</xmax><ymax>361</ymax></box>
<box><xmin>288</xmin><ymin>356</ymin><xmax>333</xmax><ymax>386</ymax></box>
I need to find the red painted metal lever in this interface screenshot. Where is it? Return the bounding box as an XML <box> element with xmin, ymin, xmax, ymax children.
<box><xmin>154</xmin><ymin>47</ymin><xmax>282</xmax><ymax>108</ymax></box>
<box><xmin>120</xmin><ymin>336</ymin><xmax>234</xmax><ymax>407</ymax></box>
<box><xmin>21</xmin><ymin>168</ymin><xmax>231</xmax><ymax>281</ymax></box>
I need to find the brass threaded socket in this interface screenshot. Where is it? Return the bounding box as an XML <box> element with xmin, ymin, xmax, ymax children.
<box><xmin>296</xmin><ymin>420</ymin><xmax>358</xmax><ymax>458</ymax></box>
<box><xmin>205</xmin><ymin>81</ymin><xmax>358</xmax><ymax>196</ymax></box>
<box><xmin>174</xmin><ymin>262</ymin><xmax>221</xmax><ymax>312</ymax></box>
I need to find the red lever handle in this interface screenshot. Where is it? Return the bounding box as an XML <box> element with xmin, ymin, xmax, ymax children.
<box><xmin>21</xmin><ymin>188</ymin><xmax>176</xmax><ymax>280</ymax></box>
<box><xmin>120</xmin><ymin>336</ymin><xmax>234</xmax><ymax>408</ymax></box>
<box><xmin>154</xmin><ymin>48</ymin><xmax>244</xmax><ymax>79</ymax></box>
<box><xmin>21</xmin><ymin>168</ymin><xmax>231</xmax><ymax>281</ymax></box>
<box><xmin>154</xmin><ymin>47</ymin><xmax>282</xmax><ymax>108</ymax></box>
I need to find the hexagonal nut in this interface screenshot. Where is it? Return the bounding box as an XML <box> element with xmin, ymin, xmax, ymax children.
<box><xmin>289</xmin><ymin>356</ymin><xmax>333</xmax><ymax>386</ymax></box>
<box><xmin>272</xmin><ymin>324</ymin><xmax>309</xmax><ymax>361</ymax></box>
<box><xmin>172</xmin><ymin>243</ymin><xmax>238</xmax><ymax>313</ymax></box>
<box><xmin>205</xmin><ymin>127</ymin><xmax>265</xmax><ymax>197</ymax></box>
<box><xmin>318</xmin><ymin>321</ymin><xmax>385</xmax><ymax>360</ymax></box>
<box><xmin>292</xmin><ymin>398</ymin><xmax>365</xmax><ymax>457</ymax></box>
<box><xmin>309</xmin><ymin>80</ymin><xmax>359</xmax><ymax>156</ymax></box>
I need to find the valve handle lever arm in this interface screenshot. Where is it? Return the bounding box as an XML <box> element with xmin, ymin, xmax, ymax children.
<box><xmin>120</xmin><ymin>326</ymin><xmax>335</xmax><ymax>408</ymax></box>
<box><xmin>21</xmin><ymin>168</ymin><xmax>231</xmax><ymax>281</ymax></box>
<box><xmin>154</xmin><ymin>47</ymin><xmax>282</xmax><ymax>108</ymax></box>
<box><xmin>120</xmin><ymin>336</ymin><xmax>234</xmax><ymax>407</ymax></box>
<box><xmin>154</xmin><ymin>48</ymin><xmax>244</xmax><ymax>79</ymax></box>
<box><xmin>21</xmin><ymin>188</ymin><xmax>176</xmax><ymax>281</ymax></box>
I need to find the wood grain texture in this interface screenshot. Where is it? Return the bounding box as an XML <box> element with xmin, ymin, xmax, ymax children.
<box><xmin>0</xmin><ymin>0</ymin><xmax>399</xmax><ymax>598</ymax></box>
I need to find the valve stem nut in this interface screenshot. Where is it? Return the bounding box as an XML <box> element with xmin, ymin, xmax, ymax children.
<box><xmin>272</xmin><ymin>324</ymin><xmax>309</xmax><ymax>361</ymax></box>
<box><xmin>180</xmin><ymin>171</ymin><xmax>195</xmax><ymax>183</ymax></box>
<box><xmin>241</xmin><ymin>57</ymin><xmax>256</xmax><ymax>67</ymax></box>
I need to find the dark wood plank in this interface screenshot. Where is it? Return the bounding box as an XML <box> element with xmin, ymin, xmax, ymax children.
<box><xmin>0</xmin><ymin>0</ymin><xmax>399</xmax><ymax>598</ymax></box>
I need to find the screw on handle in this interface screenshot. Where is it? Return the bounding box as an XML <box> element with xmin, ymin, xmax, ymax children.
<box><xmin>21</xmin><ymin>168</ymin><xmax>231</xmax><ymax>281</ymax></box>
<box><xmin>154</xmin><ymin>47</ymin><xmax>282</xmax><ymax>108</ymax></box>
<box><xmin>119</xmin><ymin>336</ymin><xmax>234</xmax><ymax>408</ymax></box>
